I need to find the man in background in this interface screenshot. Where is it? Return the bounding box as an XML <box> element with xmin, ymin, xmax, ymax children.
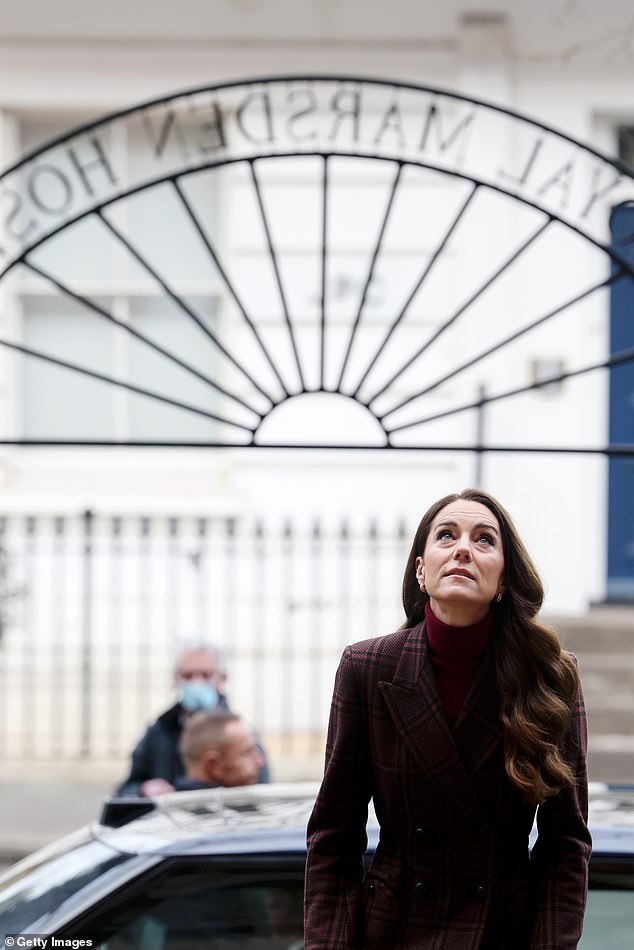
<box><xmin>176</xmin><ymin>709</ymin><xmax>265</xmax><ymax>790</ymax></box>
<box><xmin>115</xmin><ymin>641</ymin><xmax>269</xmax><ymax>796</ymax></box>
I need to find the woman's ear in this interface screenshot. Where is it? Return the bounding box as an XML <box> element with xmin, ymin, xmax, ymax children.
<box><xmin>415</xmin><ymin>556</ymin><xmax>424</xmax><ymax>582</ymax></box>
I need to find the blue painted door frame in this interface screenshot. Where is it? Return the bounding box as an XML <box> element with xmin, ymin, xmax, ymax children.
<box><xmin>608</xmin><ymin>203</ymin><xmax>634</xmax><ymax>600</ymax></box>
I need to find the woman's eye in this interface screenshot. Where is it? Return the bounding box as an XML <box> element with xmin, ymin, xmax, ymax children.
<box><xmin>436</xmin><ymin>530</ymin><xmax>453</xmax><ymax>540</ymax></box>
<box><xmin>478</xmin><ymin>533</ymin><xmax>494</xmax><ymax>545</ymax></box>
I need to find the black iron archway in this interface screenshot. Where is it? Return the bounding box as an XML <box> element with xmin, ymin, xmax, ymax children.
<box><xmin>0</xmin><ymin>75</ymin><xmax>633</xmax><ymax>455</ymax></box>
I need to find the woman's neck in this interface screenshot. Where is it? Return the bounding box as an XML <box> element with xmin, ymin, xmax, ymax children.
<box><xmin>427</xmin><ymin>597</ymin><xmax>490</xmax><ymax>627</ymax></box>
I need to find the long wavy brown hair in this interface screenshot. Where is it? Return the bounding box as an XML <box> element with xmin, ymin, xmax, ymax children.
<box><xmin>402</xmin><ymin>488</ymin><xmax>580</xmax><ymax>805</ymax></box>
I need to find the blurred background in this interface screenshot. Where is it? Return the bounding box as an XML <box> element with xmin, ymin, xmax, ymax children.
<box><xmin>0</xmin><ymin>0</ymin><xmax>633</xmax><ymax>864</ymax></box>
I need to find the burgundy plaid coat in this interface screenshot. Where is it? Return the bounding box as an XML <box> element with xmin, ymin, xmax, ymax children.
<box><xmin>304</xmin><ymin>620</ymin><xmax>591</xmax><ymax>950</ymax></box>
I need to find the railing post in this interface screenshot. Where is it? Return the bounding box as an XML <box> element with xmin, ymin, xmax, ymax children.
<box><xmin>309</xmin><ymin>517</ymin><xmax>323</xmax><ymax>755</ymax></box>
<box><xmin>80</xmin><ymin>508</ymin><xmax>94</xmax><ymax>759</ymax></box>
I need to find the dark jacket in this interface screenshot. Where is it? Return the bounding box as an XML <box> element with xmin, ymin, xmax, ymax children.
<box><xmin>116</xmin><ymin>697</ymin><xmax>270</xmax><ymax>795</ymax></box>
<box><xmin>304</xmin><ymin>620</ymin><xmax>591</xmax><ymax>950</ymax></box>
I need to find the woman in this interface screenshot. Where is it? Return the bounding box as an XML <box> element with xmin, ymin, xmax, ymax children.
<box><xmin>304</xmin><ymin>489</ymin><xmax>590</xmax><ymax>950</ymax></box>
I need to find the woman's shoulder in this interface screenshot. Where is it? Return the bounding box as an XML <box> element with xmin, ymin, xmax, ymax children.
<box><xmin>342</xmin><ymin>624</ymin><xmax>419</xmax><ymax>672</ymax></box>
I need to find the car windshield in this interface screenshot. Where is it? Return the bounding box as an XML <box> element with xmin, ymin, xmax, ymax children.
<box><xmin>0</xmin><ymin>831</ymin><xmax>135</xmax><ymax>932</ymax></box>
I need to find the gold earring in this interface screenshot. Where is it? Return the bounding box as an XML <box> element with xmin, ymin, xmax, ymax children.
<box><xmin>419</xmin><ymin>572</ymin><xmax>426</xmax><ymax>594</ymax></box>
<box><xmin>495</xmin><ymin>592</ymin><xmax>503</xmax><ymax>603</ymax></box>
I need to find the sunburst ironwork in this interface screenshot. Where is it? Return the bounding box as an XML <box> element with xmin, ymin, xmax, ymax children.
<box><xmin>0</xmin><ymin>76</ymin><xmax>632</xmax><ymax>453</ymax></box>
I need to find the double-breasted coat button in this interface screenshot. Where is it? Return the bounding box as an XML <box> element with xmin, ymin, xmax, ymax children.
<box><xmin>415</xmin><ymin>881</ymin><xmax>430</xmax><ymax>896</ymax></box>
<box><xmin>474</xmin><ymin>885</ymin><xmax>487</xmax><ymax>901</ymax></box>
<box><xmin>414</xmin><ymin>827</ymin><xmax>426</xmax><ymax>841</ymax></box>
<box><xmin>367</xmin><ymin>883</ymin><xmax>375</xmax><ymax>894</ymax></box>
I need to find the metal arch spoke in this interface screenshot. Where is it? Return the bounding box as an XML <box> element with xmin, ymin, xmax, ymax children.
<box><xmin>335</xmin><ymin>161</ymin><xmax>404</xmax><ymax>392</ymax></box>
<box><xmin>248</xmin><ymin>159</ymin><xmax>305</xmax><ymax>392</ymax></box>
<box><xmin>0</xmin><ymin>337</ymin><xmax>256</xmax><ymax>435</ymax></box>
<box><xmin>171</xmin><ymin>176</ymin><xmax>290</xmax><ymax>399</ymax></box>
<box><xmin>22</xmin><ymin>260</ymin><xmax>264</xmax><ymax>421</ymax></box>
<box><xmin>385</xmin><ymin>343</ymin><xmax>634</xmax><ymax>435</ymax></box>
<box><xmin>320</xmin><ymin>155</ymin><xmax>329</xmax><ymax>390</ymax></box>
<box><xmin>367</xmin><ymin>216</ymin><xmax>552</xmax><ymax>407</ymax></box>
<box><xmin>351</xmin><ymin>183</ymin><xmax>478</xmax><ymax>398</ymax></box>
<box><xmin>95</xmin><ymin>208</ymin><xmax>275</xmax><ymax>404</ymax></box>
<box><xmin>381</xmin><ymin>272</ymin><xmax>617</xmax><ymax>419</ymax></box>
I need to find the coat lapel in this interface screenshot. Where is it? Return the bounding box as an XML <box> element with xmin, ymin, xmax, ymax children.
<box><xmin>453</xmin><ymin>649</ymin><xmax>503</xmax><ymax>775</ymax></box>
<box><xmin>378</xmin><ymin>620</ymin><xmax>501</xmax><ymax>826</ymax></box>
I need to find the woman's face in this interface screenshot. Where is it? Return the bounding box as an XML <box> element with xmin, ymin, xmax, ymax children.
<box><xmin>416</xmin><ymin>499</ymin><xmax>505</xmax><ymax>625</ymax></box>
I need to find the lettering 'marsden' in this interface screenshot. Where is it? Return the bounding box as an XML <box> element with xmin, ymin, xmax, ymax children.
<box><xmin>0</xmin><ymin>78</ymin><xmax>631</xmax><ymax>273</ymax></box>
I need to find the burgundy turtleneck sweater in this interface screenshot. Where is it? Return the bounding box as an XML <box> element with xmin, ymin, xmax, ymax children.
<box><xmin>425</xmin><ymin>601</ymin><xmax>493</xmax><ymax>726</ymax></box>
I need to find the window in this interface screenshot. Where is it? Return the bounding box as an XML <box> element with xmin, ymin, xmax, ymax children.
<box><xmin>580</xmin><ymin>869</ymin><xmax>634</xmax><ymax>950</ymax></box>
<box><xmin>62</xmin><ymin>857</ymin><xmax>305</xmax><ymax>950</ymax></box>
<box><xmin>617</xmin><ymin>126</ymin><xmax>634</xmax><ymax>171</ymax></box>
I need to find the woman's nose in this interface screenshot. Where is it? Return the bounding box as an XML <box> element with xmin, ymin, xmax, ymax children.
<box><xmin>454</xmin><ymin>540</ymin><xmax>472</xmax><ymax>559</ymax></box>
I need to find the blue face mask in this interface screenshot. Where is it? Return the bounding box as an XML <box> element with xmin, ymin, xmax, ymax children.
<box><xmin>178</xmin><ymin>681</ymin><xmax>218</xmax><ymax>712</ymax></box>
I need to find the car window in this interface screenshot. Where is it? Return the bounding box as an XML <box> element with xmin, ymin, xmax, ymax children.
<box><xmin>61</xmin><ymin>857</ymin><xmax>305</xmax><ymax>950</ymax></box>
<box><xmin>580</xmin><ymin>889</ymin><xmax>634</xmax><ymax>950</ymax></box>
<box><xmin>0</xmin><ymin>839</ymin><xmax>134</xmax><ymax>932</ymax></box>
<box><xmin>579</xmin><ymin>866</ymin><xmax>634</xmax><ymax>950</ymax></box>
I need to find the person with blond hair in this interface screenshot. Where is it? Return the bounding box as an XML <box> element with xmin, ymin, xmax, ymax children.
<box><xmin>177</xmin><ymin>709</ymin><xmax>265</xmax><ymax>790</ymax></box>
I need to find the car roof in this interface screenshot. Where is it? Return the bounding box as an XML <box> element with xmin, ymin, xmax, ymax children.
<box><xmin>92</xmin><ymin>781</ymin><xmax>634</xmax><ymax>860</ymax></box>
<box><xmin>94</xmin><ymin>783</ymin><xmax>323</xmax><ymax>856</ymax></box>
